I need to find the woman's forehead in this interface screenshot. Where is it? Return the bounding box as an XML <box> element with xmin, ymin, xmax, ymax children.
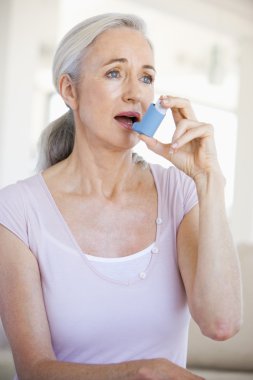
<box><xmin>84</xmin><ymin>27</ymin><xmax>154</xmax><ymax>65</ymax></box>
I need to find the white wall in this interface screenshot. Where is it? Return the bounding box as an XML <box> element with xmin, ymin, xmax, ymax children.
<box><xmin>0</xmin><ymin>0</ymin><xmax>12</xmax><ymax>179</ymax></box>
<box><xmin>0</xmin><ymin>0</ymin><xmax>59</xmax><ymax>186</ymax></box>
<box><xmin>231</xmin><ymin>39</ymin><xmax>253</xmax><ymax>244</ymax></box>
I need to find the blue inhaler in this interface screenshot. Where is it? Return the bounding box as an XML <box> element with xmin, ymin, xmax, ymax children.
<box><xmin>132</xmin><ymin>100</ymin><xmax>167</xmax><ymax>137</ymax></box>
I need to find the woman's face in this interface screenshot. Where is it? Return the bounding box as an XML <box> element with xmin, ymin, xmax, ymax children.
<box><xmin>72</xmin><ymin>26</ymin><xmax>155</xmax><ymax>150</ymax></box>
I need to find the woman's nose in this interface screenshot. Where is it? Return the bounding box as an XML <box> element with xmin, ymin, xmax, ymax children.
<box><xmin>122</xmin><ymin>77</ymin><xmax>142</xmax><ymax>103</ymax></box>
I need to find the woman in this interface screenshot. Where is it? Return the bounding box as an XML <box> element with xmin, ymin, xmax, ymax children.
<box><xmin>0</xmin><ymin>13</ymin><xmax>242</xmax><ymax>380</ymax></box>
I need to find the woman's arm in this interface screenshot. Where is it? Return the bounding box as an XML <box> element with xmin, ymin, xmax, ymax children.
<box><xmin>137</xmin><ymin>95</ymin><xmax>243</xmax><ymax>340</ymax></box>
<box><xmin>177</xmin><ymin>191</ymin><xmax>242</xmax><ymax>340</ymax></box>
<box><xmin>0</xmin><ymin>225</ymin><xmax>204</xmax><ymax>380</ymax></box>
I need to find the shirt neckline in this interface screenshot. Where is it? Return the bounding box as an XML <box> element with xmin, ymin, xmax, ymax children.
<box><xmin>38</xmin><ymin>163</ymin><xmax>162</xmax><ymax>285</ymax></box>
<box><xmin>85</xmin><ymin>242</ymin><xmax>155</xmax><ymax>263</ymax></box>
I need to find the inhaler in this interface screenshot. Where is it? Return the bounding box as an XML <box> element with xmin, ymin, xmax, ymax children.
<box><xmin>132</xmin><ymin>100</ymin><xmax>167</xmax><ymax>137</ymax></box>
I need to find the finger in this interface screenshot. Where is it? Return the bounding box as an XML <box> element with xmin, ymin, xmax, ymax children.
<box><xmin>136</xmin><ymin>133</ymin><xmax>170</xmax><ymax>158</ymax></box>
<box><xmin>159</xmin><ymin>95</ymin><xmax>197</xmax><ymax>123</ymax></box>
<box><xmin>171</xmin><ymin>119</ymin><xmax>201</xmax><ymax>144</ymax></box>
<box><xmin>172</xmin><ymin>124</ymin><xmax>214</xmax><ymax>150</ymax></box>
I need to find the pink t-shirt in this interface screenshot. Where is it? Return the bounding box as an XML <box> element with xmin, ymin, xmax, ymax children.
<box><xmin>0</xmin><ymin>164</ymin><xmax>198</xmax><ymax>374</ymax></box>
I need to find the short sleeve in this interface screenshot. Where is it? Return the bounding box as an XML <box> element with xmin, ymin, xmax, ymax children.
<box><xmin>0</xmin><ymin>183</ymin><xmax>29</xmax><ymax>247</ymax></box>
<box><xmin>178</xmin><ymin>170</ymin><xmax>198</xmax><ymax>215</ymax></box>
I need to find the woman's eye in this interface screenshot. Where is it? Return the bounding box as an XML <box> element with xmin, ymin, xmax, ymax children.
<box><xmin>141</xmin><ymin>75</ymin><xmax>154</xmax><ymax>85</ymax></box>
<box><xmin>106</xmin><ymin>70</ymin><xmax>121</xmax><ymax>79</ymax></box>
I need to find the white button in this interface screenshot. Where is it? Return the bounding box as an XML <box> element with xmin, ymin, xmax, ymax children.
<box><xmin>156</xmin><ymin>217</ymin><xmax>163</xmax><ymax>225</ymax></box>
<box><xmin>139</xmin><ymin>271</ymin><xmax>147</xmax><ymax>279</ymax></box>
<box><xmin>151</xmin><ymin>246</ymin><xmax>159</xmax><ymax>254</ymax></box>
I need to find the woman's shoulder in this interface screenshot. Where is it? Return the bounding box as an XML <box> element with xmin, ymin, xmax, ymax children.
<box><xmin>149</xmin><ymin>163</ymin><xmax>198</xmax><ymax>214</ymax></box>
<box><xmin>0</xmin><ymin>173</ymin><xmax>42</xmax><ymax>208</ymax></box>
<box><xmin>0</xmin><ymin>172</ymin><xmax>41</xmax><ymax>191</ymax></box>
<box><xmin>0</xmin><ymin>174</ymin><xmax>42</xmax><ymax>247</ymax></box>
<box><xmin>149</xmin><ymin>162</ymin><xmax>188</xmax><ymax>185</ymax></box>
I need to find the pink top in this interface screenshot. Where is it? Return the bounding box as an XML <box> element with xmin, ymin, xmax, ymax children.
<box><xmin>0</xmin><ymin>164</ymin><xmax>198</xmax><ymax>376</ymax></box>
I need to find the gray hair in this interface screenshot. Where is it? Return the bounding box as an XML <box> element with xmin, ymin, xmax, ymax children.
<box><xmin>37</xmin><ymin>13</ymin><xmax>150</xmax><ymax>170</ymax></box>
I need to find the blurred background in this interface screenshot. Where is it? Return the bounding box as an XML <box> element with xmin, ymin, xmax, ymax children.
<box><xmin>0</xmin><ymin>0</ymin><xmax>252</xmax><ymax>246</ymax></box>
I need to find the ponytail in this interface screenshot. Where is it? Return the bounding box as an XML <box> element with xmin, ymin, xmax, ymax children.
<box><xmin>37</xmin><ymin>110</ymin><xmax>74</xmax><ymax>170</ymax></box>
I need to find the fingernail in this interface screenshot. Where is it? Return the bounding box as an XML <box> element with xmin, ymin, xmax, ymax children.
<box><xmin>171</xmin><ymin>142</ymin><xmax>178</xmax><ymax>149</ymax></box>
<box><xmin>161</xmin><ymin>95</ymin><xmax>171</xmax><ymax>102</ymax></box>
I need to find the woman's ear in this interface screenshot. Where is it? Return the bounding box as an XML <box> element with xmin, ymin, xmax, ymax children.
<box><xmin>59</xmin><ymin>74</ymin><xmax>78</xmax><ymax>110</ymax></box>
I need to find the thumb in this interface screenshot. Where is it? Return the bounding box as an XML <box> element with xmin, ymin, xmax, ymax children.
<box><xmin>135</xmin><ymin>133</ymin><xmax>172</xmax><ymax>158</ymax></box>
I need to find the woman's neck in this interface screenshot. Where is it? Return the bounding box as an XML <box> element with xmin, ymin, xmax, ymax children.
<box><xmin>50</xmin><ymin>140</ymin><xmax>142</xmax><ymax>200</ymax></box>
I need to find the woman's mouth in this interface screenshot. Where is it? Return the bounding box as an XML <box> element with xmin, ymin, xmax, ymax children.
<box><xmin>114</xmin><ymin>112</ymin><xmax>141</xmax><ymax>131</ymax></box>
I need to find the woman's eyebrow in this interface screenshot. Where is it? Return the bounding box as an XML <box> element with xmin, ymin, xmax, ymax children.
<box><xmin>103</xmin><ymin>58</ymin><xmax>156</xmax><ymax>72</ymax></box>
<box><xmin>143</xmin><ymin>64</ymin><xmax>156</xmax><ymax>73</ymax></box>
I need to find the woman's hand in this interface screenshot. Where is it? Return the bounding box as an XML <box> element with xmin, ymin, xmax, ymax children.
<box><xmin>136</xmin><ymin>95</ymin><xmax>223</xmax><ymax>182</ymax></box>
<box><xmin>138</xmin><ymin>358</ymin><xmax>205</xmax><ymax>380</ymax></box>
